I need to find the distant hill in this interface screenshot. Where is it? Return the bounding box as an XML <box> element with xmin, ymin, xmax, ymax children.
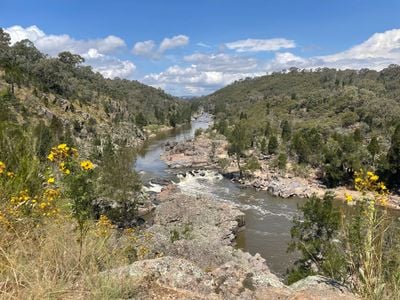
<box><xmin>202</xmin><ymin>66</ymin><xmax>400</xmax><ymax>187</ymax></box>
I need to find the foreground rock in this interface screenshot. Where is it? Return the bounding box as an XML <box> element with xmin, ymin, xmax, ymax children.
<box><xmin>106</xmin><ymin>186</ymin><xmax>357</xmax><ymax>299</ymax></box>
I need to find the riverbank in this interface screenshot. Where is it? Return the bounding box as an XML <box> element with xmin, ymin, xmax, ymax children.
<box><xmin>161</xmin><ymin>131</ymin><xmax>400</xmax><ymax>210</ymax></box>
<box><xmin>108</xmin><ymin>185</ymin><xmax>356</xmax><ymax>299</ymax></box>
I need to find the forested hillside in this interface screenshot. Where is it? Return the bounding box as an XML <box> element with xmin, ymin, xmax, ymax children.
<box><xmin>0</xmin><ymin>28</ymin><xmax>193</xmax><ymax>154</ymax></box>
<box><xmin>205</xmin><ymin>66</ymin><xmax>400</xmax><ymax>189</ymax></box>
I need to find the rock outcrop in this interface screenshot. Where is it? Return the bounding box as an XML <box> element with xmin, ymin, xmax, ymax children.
<box><xmin>105</xmin><ymin>186</ymin><xmax>357</xmax><ymax>299</ymax></box>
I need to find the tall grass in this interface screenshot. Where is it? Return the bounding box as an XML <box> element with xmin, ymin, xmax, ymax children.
<box><xmin>0</xmin><ymin>218</ymin><xmax>140</xmax><ymax>299</ymax></box>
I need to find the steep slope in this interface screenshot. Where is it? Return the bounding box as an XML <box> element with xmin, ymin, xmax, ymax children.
<box><xmin>0</xmin><ymin>30</ymin><xmax>193</xmax><ymax>152</ymax></box>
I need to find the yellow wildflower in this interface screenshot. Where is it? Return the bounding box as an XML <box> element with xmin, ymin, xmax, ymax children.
<box><xmin>47</xmin><ymin>152</ymin><xmax>55</xmax><ymax>161</ymax></box>
<box><xmin>80</xmin><ymin>160</ymin><xmax>94</xmax><ymax>171</ymax></box>
<box><xmin>370</xmin><ymin>175</ymin><xmax>379</xmax><ymax>182</ymax></box>
<box><xmin>57</xmin><ymin>143</ymin><xmax>68</xmax><ymax>150</ymax></box>
<box><xmin>7</xmin><ymin>172</ymin><xmax>15</xmax><ymax>178</ymax></box>
<box><xmin>0</xmin><ymin>161</ymin><xmax>5</xmax><ymax>174</ymax></box>
<box><xmin>47</xmin><ymin>177</ymin><xmax>55</xmax><ymax>184</ymax></box>
<box><xmin>345</xmin><ymin>193</ymin><xmax>353</xmax><ymax>203</ymax></box>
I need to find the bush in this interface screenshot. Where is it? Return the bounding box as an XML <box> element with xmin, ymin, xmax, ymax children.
<box><xmin>244</xmin><ymin>156</ymin><xmax>261</xmax><ymax>174</ymax></box>
<box><xmin>287</xmin><ymin>192</ymin><xmax>345</xmax><ymax>285</ymax></box>
<box><xmin>277</xmin><ymin>153</ymin><xmax>287</xmax><ymax>170</ymax></box>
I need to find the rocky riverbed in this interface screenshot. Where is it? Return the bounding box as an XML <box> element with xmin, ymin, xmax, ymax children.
<box><xmin>106</xmin><ymin>185</ymin><xmax>357</xmax><ymax>299</ymax></box>
<box><xmin>161</xmin><ymin>132</ymin><xmax>400</xmax><ymax>209</ymax></box>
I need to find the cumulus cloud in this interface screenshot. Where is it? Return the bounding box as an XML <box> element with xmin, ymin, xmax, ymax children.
<box><xmin>4</xmin><ymin>25</ymin><xmax>135</xmax><ymax>79</ymax></box>
<box><xmin>82</xmin><ymin>49</ymin><xmax>136</xmax><ymax>78</ymax></box>
<box><xmin>144</xmin><ymin>53</ymin><xmax>262</xmax><ymax>95</ymax></box>
<box><xmin>132</xmin><ymin>40</ymin><xmax>156</xmax><ymax>56</ymax></box>
<box><xmin>266</xmin><ymin>29</ymin><xmax>400</xmax><ymax>72</ymax></box>
<box><xmin>5</xmin><ymin>25</ymin><xmax>126</xmax><ymax>56</ymax></box>
<box><xmin>132</xmin><ymin>34</ymin><xmax>189</xmax><ymax>57</ymax></box>
<box><xmin>319</xmin><ymin>29</ymin><xmax>400</xmax><ymax>69</ymax></box>
<box><xmin>159</xmin><ymin>35</ymin><xmax>189</xmax><ymax>52</ymax></box>
<box><xmin>226</xmin><ymin>38</ymin><xmax>296</xmax><ymax>52</ymax></box>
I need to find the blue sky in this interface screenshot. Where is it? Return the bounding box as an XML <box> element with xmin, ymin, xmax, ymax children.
<box><xmin>2</xmin><ymin>0</ymin><xmax>400</xmax><ymax>95</ymax></box>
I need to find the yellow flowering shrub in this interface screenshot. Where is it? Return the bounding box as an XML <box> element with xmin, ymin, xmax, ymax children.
<box><xmin>351</xmin><ymin>169</ymin><xmax>388</xmax><ymax>206</ymax></box>
<box><xmin>343</xmin><ymin>170</ymin><xmax>391</xmax><ymax>298</ymax></box>
<box><xmin>0</xmin><ymin>143</ymin><xmax>96</xmax><ymax>229</ymax></box>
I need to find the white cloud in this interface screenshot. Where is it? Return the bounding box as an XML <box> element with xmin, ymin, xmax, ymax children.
<box><xmin>82</xmin><ymin>49</ymin><xmax>136</xmax><ymax>78</ymax></box>
<box><xmin>318</xmin><ymin>29</ymin><xmax>400</xmax><ymax>70</ymax></box>
<box><xmin>226</xmin><ymin>38</ymin><xmax>296</xmax><ymax>52</ymax></box>
<box><xmin>4</xmin><ymin>25</ymin><xmax>135</xmax><ymax>79</ymax></box>
<box><xmin>184</xmin><ymin>53</ymin><xmax>258</xmax><ymax>72</ymax></box>
<box><xmin>132</xmin><ymin>34</ymin><xmax>189</xmax><ymax>58</ymax></box>
<box><xmin>132</xmin><ymin>40</ymin><xmax>156</xmax><ymax>56</ymax></box>
<box><xmin>5</xmin><ymin>25</ymin><xmax>126</xmax><ymax>56</ymax></box>
<box><xmin>266</xmin><ymin>29</ymin><xmax>400</xmax><ymax>72</ymax></box>
<box><xmin>5</xmin><ymin>25</ymin><xmax>45</xmax><ymax>44</ymax></box>
<box><xmin>144</xmin><ymin>53</ymin><xmax>262</xmax><ymax>95</ymax></box>
<box><xmin>196</xmin><ymin>42</ymin><xmax>212</xmax><ymax>48</ymax></box>
<box><xmin>132</xmin><ymin>34</ymin><xmax>190</xmax><ymax>58</ymax></box>
<box><xmin>159</xmin><ymin>34</ymin><xmax>189</xmax><ymax>53</ymax></box>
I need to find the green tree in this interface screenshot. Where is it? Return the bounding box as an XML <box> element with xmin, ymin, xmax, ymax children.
<box><xmin>264</xmin><ymin>121</ymin><xmax>271</xmax><ymax>138</ymax></box>
<box><xmin>260</xmin><ymin>137</ymin><xmax>267</xmax><ymax>154</ymax></box>
<box><xmin>268</xmin><ymin>135</ymin><xmax>278</xmax><ymax>154</ymax></box>
<box><xmin>367</xmin><ymin>136</ymin><xmax>380</xmax><ymax>163</ymax></box>
<box><xmin>0</xmin><ymin>28</ymin><xmax>11</xmax><ymax>66</ymax></box>
<box><xmin>386</xmin><ymin>124</ymin><xmax>400</xmax><ymax>187</ymax></box>
<box><xmin>277</xmin><ymin>153</ymin><xmax>287</xmax><ymax>170</ymax></box>
<box><xmin>58</xmin><ymin>51</ymin><xmax>85</xmax><ymax>68</ymax></box>
<box><xmin>135</xmin><ymin>112</ymin><xmax>148</xmax><ymax>128</ymax></box>
<box><xmin>287</xmin><ymin>193</ymin><xmax>345</xmax><ymax>284</ymax></box>
<box><xmin>281</xmin><ymin>120</ymin><xmax>292</xmax><ymax>142</ymax></box>
<box><xmin>228</xmin><ymin>121</ymin><xmax>249</xmax><ymax>177</ymax></box>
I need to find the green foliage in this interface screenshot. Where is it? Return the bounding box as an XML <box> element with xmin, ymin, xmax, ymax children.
<box><xmin>97</xmin><ymin>138</ymin><xmax>141</xmax><ymax>214</ymax></box>
<box><xmin>386</xmin><ymin>123</ymin><xmax>400</xmax><ymax>185</ymax></box>
<box><xmin>203</xmin><ymin>66</ymin><xmax>400</xmax><ymax>190</ymax></box>
<box><xmin>287</xmin><ymin>193</ymin><xmax>345</xmax><ymax>284</ymax></box>
<box><xmin>280</xmin><ymin>120</ymin><xmax>291</xmax><ymax>142</ymax></box>
<box><xmin>214</xmin><ymin>119</ymin><xmax>228</xmax><ymax>135</ymax></box>
<box><xmin>367</xmin><ymin>136</ymin><xmax>380</xmax><ymax>162</ymax></box>
<box><xmin>244</xmin><ymin>156</ymin><xmax>261</xmax><ymax>173</ymax></box>
<box><xmin>277</xmin><ymin>153</ymin><xmax>287</xmax><ymax>170</ymax></box>
<box><xmin>135</xmin><ymin>112</ymin><xmax>148</xmax><ymax>128</ymax></box>
<box><xmin>228</xmin><ymin>121</ymin><xmax>250</xmax><ymax>176</ymax></box>
<box><xmin>267</xmin><ymin>135</ymin><xmax>278</xmax><ymax>154</ymax></box>
<box><xmin>0</xmin><ymin>28</ymin><xmax>192</xmax><ymax>127</ymax></box>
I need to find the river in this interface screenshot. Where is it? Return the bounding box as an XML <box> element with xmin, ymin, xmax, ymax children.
<box><xmin>135</xmin><ymin>114</ymin><xmax>306</xmax><ymax>276</ymax></box>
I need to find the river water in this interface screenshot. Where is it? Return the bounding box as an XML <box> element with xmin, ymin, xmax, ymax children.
<box><xmin>135</xmin><ymin>114</ymin><xmax>306</xmax><ymax>276</ymax></box>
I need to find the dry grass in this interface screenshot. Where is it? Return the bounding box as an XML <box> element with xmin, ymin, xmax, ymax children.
<box><xmin>0</xmin><ymin>217</ymin><xmax>140</xmax><ymax>299</ymax></box>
